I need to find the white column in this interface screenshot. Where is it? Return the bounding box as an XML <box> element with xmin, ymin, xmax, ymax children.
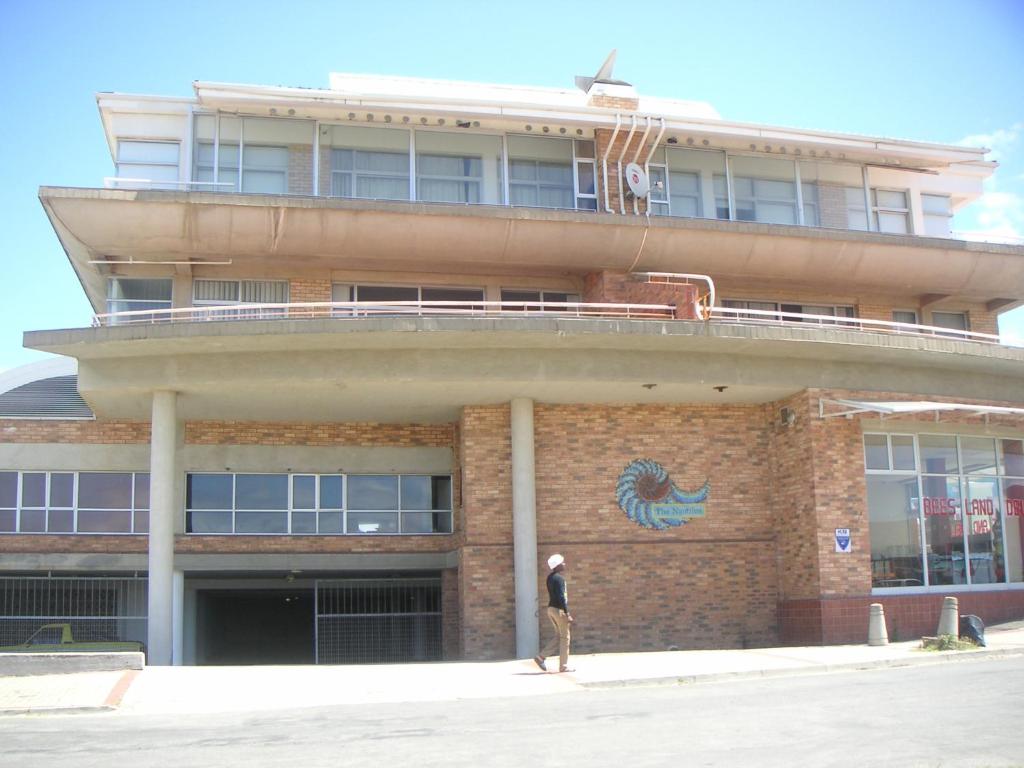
<box><xmin>172</xmin><ymin>569</ymin><xmax>184</xmax><ymax>666</ymax></box>
<box><xmin>510</xmin><ymin>397</ymin><xmax>539</xmax><ymax>658</ymax></box>
<box><xmin>148</xmin><ymin>390</ymin><xmax>179</xmax><ymax>665</ymax></box>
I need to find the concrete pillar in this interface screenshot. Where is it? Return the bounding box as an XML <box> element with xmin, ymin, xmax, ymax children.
<box><xmin>147</xmin><ymin>390</ymin><xmax>179</xmax><ymax>665</ymax></box>
<box><xmin>868</xmin><ymin>603</ymin><xmax>889</xmax><ymax>646</ymax></box>
<box><xmin>510</xmin><ymin>397</ymin><xmax>539</xmax><ymax>659</ymax></box>
<box><xmin>937</xmin><ymin>596</ymin><xmax>959</xmax><ymax>637</ymax></box>
<box><xmin>172</xmin><ymin>569</ymin><xmax>184</xmax><ymax>666</ymax></box>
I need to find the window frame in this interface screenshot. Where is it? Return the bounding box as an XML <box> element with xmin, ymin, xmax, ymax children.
<box><xmin>115</xmin><ymin>139</ymin><xmax>181</xmax><ymax>188</ymax></box>
<box><xmin>865</xmin><ymin>432</ymin><xmax>1024</xmax><ymax>594</ymax></box>
<box><xmin>0</xmin><ymin>471</ymin><xmax>149</xmax><ymax>535</ymax></box>
<box><xmin>184</xmin><ymin>471</ymin><xmax>453</xmax><ymax>536</ymax></box>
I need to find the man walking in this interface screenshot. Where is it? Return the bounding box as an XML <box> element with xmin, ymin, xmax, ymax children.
<box><xmin>534</xmin><ymin>553</ymin><xmax>573</xmax><ymax>673</ymax></box>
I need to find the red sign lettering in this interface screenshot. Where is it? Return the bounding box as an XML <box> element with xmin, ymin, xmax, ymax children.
<box><xmin>1007</xmin><ymin>498</ymin><xmax>1024</xmax><ymax>517</ymax></box>
<box><xmin>969</xmin><ymin>498</ymin><xmax>994</xmax><ymax>516</ymax></box>
<box><xmin>923</xmin><ymin>497</ymin><xmax>959</xmax><ymax>516</ymax></box>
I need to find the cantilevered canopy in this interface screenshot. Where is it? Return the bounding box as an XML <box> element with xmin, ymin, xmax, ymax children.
<box><xmin>819</xmin><ymin>398</ymin><xmax>1024</xmax><ymax>420</ymax></box>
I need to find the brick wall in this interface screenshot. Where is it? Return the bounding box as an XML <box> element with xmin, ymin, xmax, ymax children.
<box><xmin>287</xmin><ymin>144</ymin><xmax>314</xmax><ymax>195</ymax></box>
<box><xmin>530</xmin><ymin>404</ymin><xmax>778</xmax><ymax>651</ymax></box>
<box><xmin>458</xmin><ymin>405</ymin><xmax>514</xmax><ymax>658</ymax></box>
<box><xmin>594</xmin><ymin>128</ymin><xmax>659</xmax><ymax>214</ymax></box>
<box><xmin>184</xmin><ymin>421</ymin><xmax>454</xmax><ymax>447</ymax></box>
<box><xmin>0</xmin><ymin>420</ymin><xmax>150</xmax><ymax>444</ymax></box>
<box><xmin>441</xmin><ymin>567</ymin><xmax>461</xmax><ymax>659</ymax></box>
<box><xmin>583</xmin><ymin>271</ymin><xmax>700</xmax><ymax>317</ymax></box>
<box><xmin>289</xmin><ymin>278</ymin><xmax>333</xmax><ymax>305</ymax></box>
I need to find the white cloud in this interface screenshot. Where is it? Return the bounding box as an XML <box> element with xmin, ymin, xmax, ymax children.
<box><xmin>960</xmin><ymin>123</ymin><xmax>1022</xmax><ymax>161</ymax></box>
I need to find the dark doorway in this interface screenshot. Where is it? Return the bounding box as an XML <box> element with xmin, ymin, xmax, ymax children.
<box><xmin>197</xmin><ymin>589</ymin><xmax>314</xmax><ymax>665</ymax></box>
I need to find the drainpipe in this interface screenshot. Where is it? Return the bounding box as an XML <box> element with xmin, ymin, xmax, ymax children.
<box><xmin>616</xmin><ymin>115</ymin><xmax>638</xmax><ymax>214</ymax></box>
<box><xmin>631</xmin><ymin>117</ymin><xmax>653</xmax><ymax>215</ymax></box>
<box><xmin>602</xmin><ymin>114</ymin><xmax>622</xmax><ymax>213</ymax></box>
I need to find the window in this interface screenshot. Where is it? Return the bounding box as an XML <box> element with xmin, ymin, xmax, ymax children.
<box><xmin>0</xmin><ymin>471</ymin><xmax>149</xmax><ymax>534</ymax></box>
<box><xmin>323</xmin><ymin>125</ymin><xmax>410</xmax><ymax>200</ymax></box>
<box><xmin>721</xmin><ymin>299</ymin><xmax>855</xmax><ymax>325</ymax></box>
<box><xmin>872</xmin><ymin>189</ymin><xmax>911</xmax><ymax>234</ymax></box>
<box><xmin>343</xmin><ymin>285</ymin><xmax>485</xmax><ymax>315</ymax></box>
<box><xmin>185</xmin><ymin>472</ymin><xmax>453</xmax><ymax>535</ymax></box>
<box><xmin>115</xmin><ymin>140</ymin><xmax>179</xmax><ymax>188</ymax></box>
<box><xmin>798</xmin><ymin>163</ymin><xmax>866</xmax><ymax>230</ymax></box>
<box><xmin>500</xmin><ymin>289</ymin><xmax>581</xmax><ymax>312</ymax></box>
<box><xmin>931</xmin><ymin>311</ymin><xmax>969</xmax><ymax>336</ymax></box>
<box><xmin>192</xmin><ymin>115</ymin><xmax>314</xmax><ymax>195</ymax></box>
<box><xmin>922</xmin><ymin>194</ymin><xmax>952</xmax><ymax>237</ymax></box>
<box><xmin>647</xmin><ymin>165</ymin><xmax>670</xmax><ymax>216</ymax></box>
<box><xmin>665</xmin><ymin>147</ymin><xmax>724</xmax><ymax>220</ymax></box>
<box><xmin>728</xmin><ymin>157</ymin><xmax>799</xmax><ymax>225</ymax></box>
<box><xmin>106</xmin><ymin>278</ymin><xmax>172</xmax><ymax>323</ymax></box>
<box><xmin>892</xmin><ymin>310</ymin><xmax>919</xmax><ymax>327</ymax></box>
<box><xmin>865</xmin><ymin>434</ymin><xmax>1024</xmax><ymax>588</ymax></box>
<box><xmin>508</xmin><ymin>136</ymin><xmax>574</xmax><ymax>209</ymax></box>
<box><xmin>416</xmin><ymin>132</ymin><xmax>503</xmax><ymax>205</ymax></box>
<box><xmin>193</xmin><ymin>279</ymin><xmax>289</xmax><ymax>319</ymax></box>
<box><xmin>574</xmin><ymin>140</ymin><xmax>598</xmax><ymax>210</ymax></box>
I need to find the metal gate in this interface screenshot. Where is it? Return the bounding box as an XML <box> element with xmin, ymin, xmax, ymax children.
<box><xmin>0</xmin><ymin>576</ymin><xmax>147</xmax><ymax>648</ymax></box>
<box><xmin>315</xmin><ymin>577</ymin><xmax>442</xmax><ymax>664</ymax></box>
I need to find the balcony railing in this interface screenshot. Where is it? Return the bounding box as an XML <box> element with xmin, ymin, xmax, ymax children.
<box><xmin>89</xmin><ymin>300</ymin><xmax>1007</xmax><ymax>346</ymax></box>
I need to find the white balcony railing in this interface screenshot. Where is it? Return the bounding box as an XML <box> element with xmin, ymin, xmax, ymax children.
<box><xmin>89</xmin><ymin>300</ymin><xmax>1008</xmax><ymax>346</ymax></box>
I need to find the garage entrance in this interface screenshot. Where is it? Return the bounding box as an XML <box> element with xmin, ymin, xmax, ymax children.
<box><xmin>190</xmin><ymin>576</ymin><xmax>442</xmax><ymax>665</ymax></box>
<box><xmin>196</xmin><ymin>589</ymin><xmax>314</xmax><ymax>665</ymax></box>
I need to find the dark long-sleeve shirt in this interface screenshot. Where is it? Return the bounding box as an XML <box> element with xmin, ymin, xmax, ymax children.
<box><xmin>546</xmin><ymin>571</ymin><xmax>569</xmax><ymax>614</ymax></box>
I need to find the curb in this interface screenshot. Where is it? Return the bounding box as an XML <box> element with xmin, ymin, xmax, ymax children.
<box><xmin>579</xmin><ymin>647</ymin><xmax>1024</xmax><ymax>690</ymax></box>
<box><xmin>0</xmin><ymin>705</ymin><xmax>115</xmax><ymax>717</ymax></box>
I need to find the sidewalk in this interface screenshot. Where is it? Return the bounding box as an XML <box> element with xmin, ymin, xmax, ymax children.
<box><xmin>3</xmin><ymin>621</ymin><xmax>1023</xmax><ymax>717</ymax></box>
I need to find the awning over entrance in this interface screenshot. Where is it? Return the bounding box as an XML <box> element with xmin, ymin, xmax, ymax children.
<box><xmin>819</xmin><ymin>398</ymin><xmax>1024</xmax><ymax>420</ymax></box>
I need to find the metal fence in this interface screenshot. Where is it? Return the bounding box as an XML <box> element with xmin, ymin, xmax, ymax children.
<box><xmin>315</xmin><ymin>577</ymin><xmax>442</xmax><ymax>664</ymax></box>
<box><xmin>0</xmin><ymin>576</ymin><xmax>147</xmax><ymax>648</ymax></box>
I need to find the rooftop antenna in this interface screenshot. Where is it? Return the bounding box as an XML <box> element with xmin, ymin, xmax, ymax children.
<box><xmin>575</xmin><ymin>49</ymin><xmax>631</xmax><ymax>92</ymax></box>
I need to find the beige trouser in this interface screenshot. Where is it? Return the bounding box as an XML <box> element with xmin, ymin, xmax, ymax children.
<box><xmin>541</xmin><ymin>606</ymin><xmax>571</xmax><ymax>668</ymax></box>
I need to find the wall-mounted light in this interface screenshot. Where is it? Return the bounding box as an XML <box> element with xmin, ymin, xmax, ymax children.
<box><xmin>713</xmin><ymin>385</ymin><xmax>728</xmax><ymax>393</ymax></box>
<box><xmin>456</xmin><ymin>120</ymin><xmax>471</xmax><ymax>128</ymax></box>
<box><xmin>667</xmin><ymin>136</ymin><xmax>678</xmax><ymax>144</ymax></box>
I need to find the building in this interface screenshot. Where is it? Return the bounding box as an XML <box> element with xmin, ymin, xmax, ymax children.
<box><xmin>2</xmin><ymin>55</ymin><xmax>1023</xmax><ymax>665</ymax></box>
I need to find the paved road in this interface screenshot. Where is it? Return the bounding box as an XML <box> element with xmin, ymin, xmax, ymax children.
<box><xmin>3</xmin><ymin>656</ymin><xmax>1022</xmax><ymax>767</ymax></box>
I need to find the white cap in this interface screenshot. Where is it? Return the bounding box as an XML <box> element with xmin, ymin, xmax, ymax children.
<box><xmin>547</xmin><ymin>554</ymin><xmax>564</xmax><ymax>570</ymax></box>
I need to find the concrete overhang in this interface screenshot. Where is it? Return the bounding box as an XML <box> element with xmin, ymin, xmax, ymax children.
<box><xmin>23</xmin><ymin>317</ymin><xmax>1024</xmax><ymax>423</ymax></box>
<box><xmin>39</xmin><ymin>187</ymin><xmax>1024</xmax><ymax>314</ymax></box>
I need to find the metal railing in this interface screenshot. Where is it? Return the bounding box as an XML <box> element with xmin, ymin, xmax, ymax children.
<box><xmin>90</xmin><ymin>300</ymin><xmax>1006</xmax><ymax>346</ymax></box>
<box><xmin>91</xmin><ymin>300</ymin><xmax>679</xmax><ymax>326</ymax></box>
<box><xmin>709</xmin><ymin>306</ymin><xmax>1003</xmax><ymax>345</ymax></box>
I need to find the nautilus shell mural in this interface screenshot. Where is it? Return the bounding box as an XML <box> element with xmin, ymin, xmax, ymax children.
<box><xmin>615</xmin><ymin>459</ymin><xmax>710</xmax><ymax>530</ymax></box>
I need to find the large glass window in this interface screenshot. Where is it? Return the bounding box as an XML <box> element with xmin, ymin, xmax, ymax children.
<box><xmin>193</xmin><ymin>115</ymin><xmax>315</xmax><ymax>195</ymax></box>
<box><xmin>106</xmin><ymin>278</ymin><xmax>172</xmax><ymax>323</ymax></box>
<box><xmin>322</xmin><ymin>125</ymin><xmax>410</xmax><ymax>200</ymax></box>
<box><xmin>662</xmin><ymin>147</ymin><xmax>725</xmax><ymax>220</ymax></box>
<box><xmin>115</xmin><ymin>140</ymin><xmax>180</xmax><ymax>189</ymax></box>
<box><xmin>922</xmin><ymin>194</ymin><xmax>952</xmax><ymax>237</ymax></box>
<box><xmin>798</xmin><ymin>162</ymin><xmax>866</xmax><ymax>230</ymax></box>
<box><xmin>500</xmin><ymin>289</ymin><xmax>581</xmax><ymax>312</ymax></box>
<box><xmin>185</xmin><ymin>472</ymin><xmax>453</xmax><ymax>535</ymax></box>
<box><xmin>508</xmin><ymin>136</ymin><xmax>574</xmax><ymax>209</ymax></box>
<box><xmin>416</xmin><ymin>131</ymin><xmax>502</xmax><ymax>205</ymax></box>
<box><xmin>193</xmin><ymin>279</ymin><xmax>289</xmax><ymax>319</ymax></box>
<box><xmin>872</xmin><ymin>189</ymin><xmax>911</xmax><ymax>234</ymax></box>
<box><xmin>0</xmin><ymin>471</ymin><xmax>149</xmax><ymax>534</ymax></box>
<box><xmin>866</xmin><ymin>434</ymin><xmax>1024</xmax><ymax>588</ymax></box>
<box><xmin>727</xmin><ymin>157</ymin><xmax>799</xmax><ymax>225</ymax></box>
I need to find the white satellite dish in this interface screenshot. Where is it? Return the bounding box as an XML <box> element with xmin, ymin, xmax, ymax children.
<box><xmin>624</xmin><ymin>162</ymin><xmax>650</xmax><ymax>198</ymax></box>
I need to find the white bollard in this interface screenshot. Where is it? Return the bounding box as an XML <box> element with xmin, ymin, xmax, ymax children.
<box><xmin>936</xmin><ymin>596</ymin><xmax>959</xmax><ymax>637</ymax></box>
<box><xmin>868</xmin><ymin>603</ymin><xmax>889</xmax><ymax>646</ymax></box>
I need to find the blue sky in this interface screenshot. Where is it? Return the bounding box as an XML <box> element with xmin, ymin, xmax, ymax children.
<box><xmin>1</xmin><ymin>0</ymin><xmax>1022</xmax><ymax>370</ymax></box>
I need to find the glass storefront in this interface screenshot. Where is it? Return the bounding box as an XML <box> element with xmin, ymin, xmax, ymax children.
<box><xmin>866</xmin><ymin>433</ymin><xmax>1024</xmax><ymax>588</ymax></box>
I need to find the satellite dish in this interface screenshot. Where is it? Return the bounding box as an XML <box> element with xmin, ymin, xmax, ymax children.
<box><xmin>624</xmin><ymin>163</ymin><xmax>650</xmax><ymax>198</ymax></box>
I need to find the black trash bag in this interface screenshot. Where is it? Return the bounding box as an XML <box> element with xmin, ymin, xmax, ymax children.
<box><xmin>959</xmin><ymin>614</ymin><xmax>986</xmax><ymax>647</ymax></box>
